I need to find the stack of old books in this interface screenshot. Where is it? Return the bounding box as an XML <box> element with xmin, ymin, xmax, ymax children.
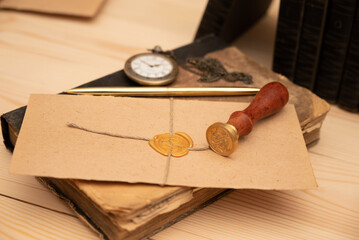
<box><xmin>1</xmin><ymin>36</ymin><xmax>330</xmax><ymax>240</ymax></box>
<box><xmin>273</xmin><ymin>0</ymin><xmax>359</xmax><ymax>112</ymax></box>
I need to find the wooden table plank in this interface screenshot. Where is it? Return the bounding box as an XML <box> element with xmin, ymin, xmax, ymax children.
<box><xmin>0</xmin><ymin>143</ymin><xmax>74</xmax><ymax>215</ymax></box>
<box><xmin>153</xmin><ymin>188</ymin><xmax>359</xmax><ymax>240</ymax></box>
<box><xmin>309</xmin><ymin>106</ymin><xmax>359</xmax><ymax>163</ymax></box>
<box><xmin>0</xmin><ymin>195</ymin><xmax>98</xmax><ymax>240</ymax></box>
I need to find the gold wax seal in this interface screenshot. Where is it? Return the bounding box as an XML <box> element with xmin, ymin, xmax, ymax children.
<box><xmin>206</xmin><ymin>122</ymin><xmax>239</xmax><ymax>157</ymax></box>
<box><xmin>149</xmin><ymin>132</ymin><xmax>193</xmax><ymax>157</ymax></box>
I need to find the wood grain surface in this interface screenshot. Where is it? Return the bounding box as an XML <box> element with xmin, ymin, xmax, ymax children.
<box><xmin>1</xmin><ymin>0</ymin><xmax>359</xmax><ymax>239</ymax></box>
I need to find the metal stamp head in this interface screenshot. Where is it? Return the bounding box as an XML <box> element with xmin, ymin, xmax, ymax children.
<box><xmin>206</xmin><ymin>122</ymin><xmax>239</xmax><ymax>157</ymax></box>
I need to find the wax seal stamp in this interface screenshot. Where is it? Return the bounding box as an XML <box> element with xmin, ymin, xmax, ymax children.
<box><xmin>206</xmin><ymin>122</ymin><xmax>239</xmax><ymax>156</ymax></box>
<box><xmin>206</xmin><ymin>82</ymin><xmax>289</xmax><ymax>157</ymax></box>
<box><xmin>149</xmin><ymin>132</ymin><xmax>193</xmax><ymax>157</ymax></box>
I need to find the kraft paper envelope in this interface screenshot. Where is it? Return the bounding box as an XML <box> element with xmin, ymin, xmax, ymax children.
<box><xmin>10</xmin><ymin>94</ymin><xmax>317</xmax><ymax>189</ymax></box>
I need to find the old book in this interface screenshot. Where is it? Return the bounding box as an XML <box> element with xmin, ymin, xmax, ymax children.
<box><xmin>1</xmin><ymin>36</ymin><xmax>329</xmax><ymax>239</ymax></box>
<box><xmin>272</xmin><ymin>0</ymin><xmax>306</xmax><ymax>81</ymax></box>
<box><xmin>293</xmin><ymin>0</ymin><xmax>329</xmax><ymax>91</ymax></box>
<box><xmin>314</xmin><ymin>0</ymin><xmax>358</xmax><ymax>103</ymax></box>
<box><xmin>40</xmin><ymin>178</ymin><xmax>228</xmax><ymax>240</ymax></box>
<box><xmin>338</xmin><ymin>3</ymin><xmax>359</xmax><ymax>112</ymax></box>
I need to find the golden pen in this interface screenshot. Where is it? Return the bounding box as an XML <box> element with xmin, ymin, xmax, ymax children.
<box><xmin>65</xmin><ymin>87</ymin><xmax>260</xmax><ymax>97</ymax></box>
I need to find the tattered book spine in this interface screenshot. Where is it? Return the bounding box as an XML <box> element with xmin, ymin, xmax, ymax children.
<box><xmin>338</xmin><ymin>3</ymin><xmax>359</xmax><ymax>112</ymax></box>
<box><xmin>293</xmin><ymin>0</ymin><xmax>329</xmax><ymax>91</ymax></box>
<box><xmin>314</xmin><ymin>0</ymin><xmax>358</xmax><ymax>103</ymax></box>
<box><xmin>273</xmin><ymin>0</ymin><xmax>306</xmax><ymax>81</ymax></box>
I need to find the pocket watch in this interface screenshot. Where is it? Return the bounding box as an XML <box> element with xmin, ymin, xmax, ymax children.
<box><xmin>124</xmin><ymin>52</ymin><xmax>178</xmax><ymax>86</ymax></box>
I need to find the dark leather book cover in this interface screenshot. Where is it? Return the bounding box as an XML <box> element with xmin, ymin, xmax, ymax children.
<box><xmin>294</xmin><ymin>0</ymin><xmax>329</xmax><ymax>91</ymax></box>
<box><xmin>194</xmin><ymin>0</ymin><xmax>272</xmax><ymax>43</ymax></box>
<box><xmin>338</xmin><ymin>4</ymin><xmax>359</xmax><ymax>112</ymax></box>
<box><xmin>314</xmin><ymin>0</ymin><xmax>357</xmax><ymax>103</ymax></box>
<box><xmin>272</xmin><ymin>0</ymin><xmax>306</xmax><ymax>80</ymax></box>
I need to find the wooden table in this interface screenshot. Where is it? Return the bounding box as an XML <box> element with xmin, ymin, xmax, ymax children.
<box><xmin>1</xmin><ymin>1</ymin><xmax>358</xmax><ymax>239</ymax></box>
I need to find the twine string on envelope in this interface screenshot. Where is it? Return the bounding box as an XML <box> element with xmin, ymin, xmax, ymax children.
<box><xmin>66</xmin><ymin>98</ymin><xmax>209</xmax><ymax>185</ymax></box>
<box><xmin>67</xmin><ymin>122</ymin><xmax>151</xmax><ymax>141</ymax></box>
<box><xmin>163</xmin><ymin>97</ymin><xmax>175</xmax><ymax>185</ymax></box>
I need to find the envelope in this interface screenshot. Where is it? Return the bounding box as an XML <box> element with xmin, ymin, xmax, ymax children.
<box><xmin>10</xmin><ymin>94</ymin><xmax>317</xmax><ymax>189</ymax></box>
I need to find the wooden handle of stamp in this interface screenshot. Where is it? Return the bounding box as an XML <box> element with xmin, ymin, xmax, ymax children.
<box><xmin>227</xmin><ymin>82</ymin><xmax>289</xmax><ymax>138</ymax></box>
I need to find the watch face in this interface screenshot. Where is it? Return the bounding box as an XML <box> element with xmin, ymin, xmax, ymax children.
<box><xmin>131</xmin><ymin>55</ymin><xmax>173</xmax><ymax>78</ymax></box>
<box><xmin>124</xmin><ymin>53</ymin><xmax>178</xmax><ymax>86</ymax></box>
